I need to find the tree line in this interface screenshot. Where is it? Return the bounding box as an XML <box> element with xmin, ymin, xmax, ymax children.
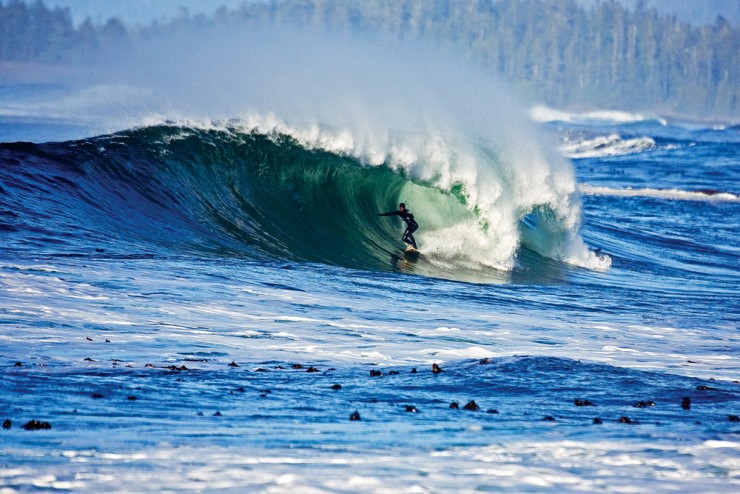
<box><xmin>1</xmin><ymin>0</ymin><xmax>737</xmax><ymax>118</ymax></box>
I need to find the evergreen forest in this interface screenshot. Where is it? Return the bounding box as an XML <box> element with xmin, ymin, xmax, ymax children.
<box><xmin>0</xmin><ymin>0</ymin><xmax>737</xmax><ymax>119</ymax></box>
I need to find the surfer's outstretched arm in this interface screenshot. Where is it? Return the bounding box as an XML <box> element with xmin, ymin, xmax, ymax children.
<box><xmin>379</xmin><ymin>211</ymin><xmax>400</xmax><ymax>216</ymax></box>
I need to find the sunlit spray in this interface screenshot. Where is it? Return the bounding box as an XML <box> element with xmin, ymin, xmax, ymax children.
<box><xmin>10</xmin><ymin>23</ymin><xmax>610</xmax><ymax>271</ymax></box>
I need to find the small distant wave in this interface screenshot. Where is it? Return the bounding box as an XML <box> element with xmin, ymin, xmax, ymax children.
<box><xmin>530</xmin><ymin>105</ymin><xmax>667</xmax><ymax>126</ymax></box>
<box><xmin>580</xmin><ymin>185</ymin><xmax>740</xmax><ymax>203</ymax></box>
<box><xmin>561</xmin><ymin>133</ymin><xmax>658</xmax><ymax>158</ymax></box>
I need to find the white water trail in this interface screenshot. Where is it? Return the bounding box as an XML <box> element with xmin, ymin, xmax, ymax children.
<box><xmin>560</xmin><ymin>133</ymin><xmax>658</xmax><ymax>158</ymax></box>
<box><xmin>580</xmin><ymin>185</ymin><xmax>740</xmax><ymax>203</ymax></box>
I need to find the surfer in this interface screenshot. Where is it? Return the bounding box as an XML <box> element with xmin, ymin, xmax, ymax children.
<box><xmin>379</xmin><ymin>202</ymin><xmax>418</xmax><ymax>249</ymax></box>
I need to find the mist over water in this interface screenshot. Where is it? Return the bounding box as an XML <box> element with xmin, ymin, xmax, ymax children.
<box><xmin>3</xmin><ymin>23</ymin><xmax>608</xmax><ymax>272</ymax></box>
<box><xmin>20</xmin><ymin>15</ymin><xmax>739</xmax><ymax>285</ymax></box>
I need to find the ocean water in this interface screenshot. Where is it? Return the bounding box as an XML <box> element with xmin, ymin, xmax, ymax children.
<box><xmin>1</xmin><ymin>102</ymin><xmax>739</xmax><ymax>493</ymax></box>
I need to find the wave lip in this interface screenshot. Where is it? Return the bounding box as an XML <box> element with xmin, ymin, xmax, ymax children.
<box><xmin>580</xmin><ymin>185</ymin><xmax>740</xmax><ymax>203</ymax></box>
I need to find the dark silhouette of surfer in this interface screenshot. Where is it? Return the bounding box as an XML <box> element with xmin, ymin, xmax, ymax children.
<box><xmin>379</xmin><ymin>202</ymin><xmax>418</xmax><ymax>249</ymax></box>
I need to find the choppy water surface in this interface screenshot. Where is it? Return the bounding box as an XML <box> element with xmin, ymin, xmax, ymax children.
<box><xmin>1</xmin><ymin>111</ymin><xmax>738</xmax><ymax>492</ymax></box>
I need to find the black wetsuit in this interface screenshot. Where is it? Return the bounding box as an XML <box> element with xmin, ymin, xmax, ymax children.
<box><xmin>379</xmin><ymin>209</ymin><xmax>419</xmax><ymax>249</ymax></box>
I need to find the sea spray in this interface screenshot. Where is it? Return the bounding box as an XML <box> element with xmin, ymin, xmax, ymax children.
<box><xmin>2</xmin><ymin>24</ymin><xmax>610</xmax><ymax>272</ymax></box>
<box><xmin>229</xmin><ymin>116</ymin><xmax>611</xmax><ymax>271</ymax></box>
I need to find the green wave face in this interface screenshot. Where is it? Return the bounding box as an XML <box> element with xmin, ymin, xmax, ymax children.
<box><xmin>120</xmin><ymin>126</ymin><xmax>476</xmax><ymax>271</ymax></box>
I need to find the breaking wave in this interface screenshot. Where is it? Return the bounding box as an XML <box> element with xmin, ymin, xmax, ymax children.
<box><xmin>0</xmin><ymin>118</ymin><xmax>611</xmax><ymax>277</ymax></box>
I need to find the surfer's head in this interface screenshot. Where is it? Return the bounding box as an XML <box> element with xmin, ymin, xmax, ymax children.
<box><xmin>399</xmin><ymin>202</ymin><xmax>406</xmax><ymax>211</ymax></box>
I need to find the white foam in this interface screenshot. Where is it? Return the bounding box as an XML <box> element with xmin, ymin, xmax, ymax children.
<box><xmin>4</xmin><ymin>440</ymin><xmax>737</xmax><ymax>492</ymax></box>
<box><xmin>561</xmin><ymin>133</ymin><xmax>656</xmax><ymax>158</ymax></box>
<box><xmin>530</xmin><ymin>105</ymin><xmax>667</xmax><ymax>126</ymax></box>
<box><xmin>580</xmin><ymin>185</ymin><xmax>740</xmax><ymax>203</ymax></box>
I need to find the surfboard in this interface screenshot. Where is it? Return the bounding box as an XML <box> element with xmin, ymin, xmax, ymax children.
<box><xmin>403</xmin><ymin>245</ymin><xmax>421</xmax><ymax>261</ymax></box>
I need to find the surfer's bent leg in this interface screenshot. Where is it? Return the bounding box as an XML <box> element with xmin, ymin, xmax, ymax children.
<box><xmin>403</xmin><ymin>225</ymin><xmax>418</xmax><ymax>249</ymax></box>
<box><xmin>402</xmin><ymin>228</ymin><xmax>410</xmax><ymax>245</ymax></box>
